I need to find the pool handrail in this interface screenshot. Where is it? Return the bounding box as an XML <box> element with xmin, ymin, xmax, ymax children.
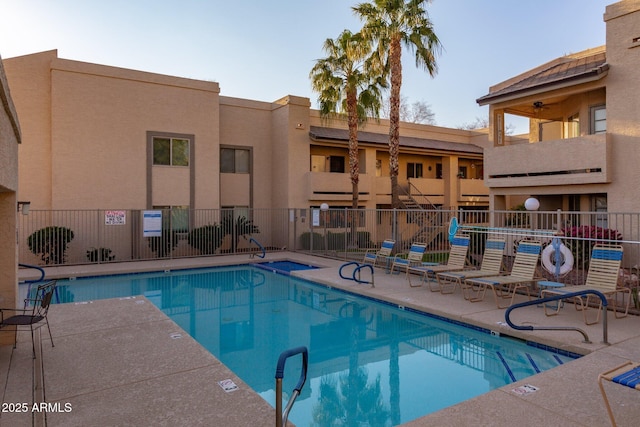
<box><xmin>505</xmin><ymin>290</ymin><xmax>609</xmax><ymax>344</ymax></box>
<box><xmin>275</xmin><ymin>346</ymin><xmax>308</xmax><ymax>427</ymax></box>
<box><xmin>249</xmin><ymin>237</ymin><xmax>266</xmax><ymax>258</ymax></box>
<box><xmin>19</xmin><ymin>263</ymin><xmax>60</xmax><ymax>307</ymax></box>
<box><xmin>19</xmin><ymin>263</ymin><xmax>45</xmax><ymax>284</ymax></box>
<box><xmin>339</xmin><ymin>261</ymin><xmax>375</xmax><ymax>287</ymax></box>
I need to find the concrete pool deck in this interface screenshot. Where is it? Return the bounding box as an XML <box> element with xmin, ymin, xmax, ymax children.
<box><xmin>3</xmin><ymin>252</ymin><xmax>640</xmax><ymax>426</ymax></box>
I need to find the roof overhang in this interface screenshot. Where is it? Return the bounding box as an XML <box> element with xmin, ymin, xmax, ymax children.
<box><xmin>309</xmin><ymin>126</ymin><xmax>484</xmax><ymax>155</ymax></box>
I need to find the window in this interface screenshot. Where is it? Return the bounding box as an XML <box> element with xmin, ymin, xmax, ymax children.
<box><xmin>567</xmin><ymin>114</ymin><xmax>580</xmax><ymax>138</ymax></box>
<box><xmin>407</xmin><ymin>162</ymin><xmax>423</xmax><ymax>179</ymax></box>
<box><xmin>221</xmin><ymin>148</ymin><xmax>250</xmax><ymax>173</ymax></box>
<box><xmin>375</xmin><ymin>159</ymin><xmax>382</xmax><ymax>177</ymax></box>
<box><xmin>435</xmin><ymin>163</ymin><xmax>442</xmax><ymax>179</ymax></box>
<box><xmin>592</xmin><ymin>194</ymin><xmax>608</xmax><ymax>229</ymax></box>
<box><xmin>153</xmin><ymin>205</ymin><xmax>189</xmax><ymax>233</ymax></box>
<box><xmin>591</xmin><ymin>106</ymin><xmax>606</xmax><ymax>134</ymax></box>
<box><xmin>329</xmin><ymin>156</ymin><xmax>345</xmax><ymax>173</ymax></box>
<box><xmin>153</xmin><ymin>137</ymin><xmax>189</xmax><ymax>166</ymax></box>
<box><xmin>458</xmin><ymin>166</ymin><xmax>467</xmax><ymax>179</ymax></box>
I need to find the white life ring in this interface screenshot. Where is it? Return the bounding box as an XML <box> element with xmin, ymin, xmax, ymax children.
<box><xmin>541</xmin><ymin>243</ymin><xmax>574</xmax><ymax>276</ymax></box>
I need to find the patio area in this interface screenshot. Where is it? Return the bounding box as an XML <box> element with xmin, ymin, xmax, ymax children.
<box><xmin>3</xmin><ymin>252</ymin><xmax>640</xmax><ymax>426</ymax></box>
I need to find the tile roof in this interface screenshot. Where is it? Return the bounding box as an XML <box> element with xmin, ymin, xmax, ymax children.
<box><xmin>477</xmin><ymin>50</ymin><xmax>608</xmax><ymax>105</ymax></box>
<box><xmin>309</xmin><ymin>126</ymin><xmax>484</xmax><ymax>154</ymax></box>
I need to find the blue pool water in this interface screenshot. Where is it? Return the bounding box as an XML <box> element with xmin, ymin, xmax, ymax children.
<box><xmin>39</xmin><ymin>266</ymin><xmax>579</xmax><ymax>426</ymax></box>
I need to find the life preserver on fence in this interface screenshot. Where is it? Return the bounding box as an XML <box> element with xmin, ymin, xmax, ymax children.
<box><xmin>448</xmin><ymin>217</ymin><xmax>459</xmax><ymax>242</ymax></box>
<box><xmin>541</xmin><ymin>241</ymin><xmax>574</xmax><ymax>276</ymax></box>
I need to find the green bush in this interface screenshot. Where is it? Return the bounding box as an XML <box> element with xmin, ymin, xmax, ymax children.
<box><xmin>86</xmin><ymin>247</ymin><xmax>115</xmax><ymax>262</ymax></box>
<box><xmin>300</xmin><ymin>231</ymin><xmax>372</xmax><ymax>251</ymax></box>
<box><xmin>27</xmin><ymin>226</ymin><xmax>75</xmax><ymax>265</ymax></box>
<box><xmin>147</xmin><ymin>229</ymin><xmax>179</xmax><ymax>258</ymax></box>
<box><xmin>300</xmin><ymin>232</ymin><xmax>325</xmax><ymax>250</ymax></box>
<box><xmin>188</xmin><ymin>224</ymin><xmax>224</xmax><ymax>255</ymax></box>
<box><xmin>221</xmin><ymin>215</ymin><xmax>260</xmax><ymax>253</ymax></box>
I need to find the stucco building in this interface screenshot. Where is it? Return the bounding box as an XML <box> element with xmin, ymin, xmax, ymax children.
<box><xmin>0</xmin><ymin>54</ymin><xmax>21</xmax><ymax>343</ymax></box>
<box><xmin>478</xmin><ymin>0</ymin><xmax>640</xmax><ymax>217</ymax></box>
<box><xmin>2</xmin><ymin>50</ymin><xmax>489</xmax><ymax>217</ymax></box>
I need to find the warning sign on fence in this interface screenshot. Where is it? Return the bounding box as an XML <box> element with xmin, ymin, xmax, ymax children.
<box><xmin>105</xmin><ymin>210</ymin><xmax>126</xmax><ymax>225</ymax></box>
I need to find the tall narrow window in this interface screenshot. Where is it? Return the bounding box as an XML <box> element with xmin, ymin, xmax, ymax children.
<box><xmin>591</xmin><ymin>106</ymin><xmax>606</xmax><ymax>134</ymax></box>
<box><xmin>567</xmin><ymin>114</ymin><xmax>580</xmax><ymax>138</ymax></box>
<box><xmin>153</xmin><ymin>137</ymin><xmax>189</xmax><ymax>166</ymax></box>
<box><xmin>435</xmin><ymin>163</ymin><xmax>443</xmax><ymax>179</ymax></box>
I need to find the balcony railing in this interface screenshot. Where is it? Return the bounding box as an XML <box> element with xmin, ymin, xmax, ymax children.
<box><xmin>485</xmin><ymin>133</ymin><xmax>609</xmax><ymax>188</ymax></box>
<box><xmin>306</xmin><ymin>172</ymin><xmax>372</xmax><ymax>201</ymax></box>
<box><xmin>458</xmin><ymin>179</ymin><xmax>489</xmax><ymax>203</ymax></box>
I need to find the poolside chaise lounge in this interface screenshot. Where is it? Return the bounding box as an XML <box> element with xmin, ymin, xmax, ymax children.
<box><xmin>435</xmin><ymin>237</ymin><xmax>506</xmax><ymax>296</ymax></box>
<box><xmin>541</xmin><ymin>244</ymin><xmax>629</xmax><ymax>325</ymax></box>
<box><xmin>363</xmin><ymin>239</ymin><xmax>396</xmax><ymax>269</ymax></box>
<box><xmin>598</xmin><ymin>360</ymin><xmax>640</xmax><ymax>426</ymax></box>
<box><xmin>389</xmin><ymin>242</ymin><xmax>428</xmax><ymax>277</ymax></box>
<box><xmin>464</xmin><ymin>240</ymin><xmax>542</xmax><ymax>309</ymax></box>
<box><xmin>406</xmin><ymin>235</ymin><xmax>471</xmax><ymax>288</ymax></box>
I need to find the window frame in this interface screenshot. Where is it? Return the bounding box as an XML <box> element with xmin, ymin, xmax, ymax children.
<box><xmin>220</xmin><ymin>147</ymin><xmax>251</xmax><ymax>174</ymax></box>
<box><xmin>407</xmin><ymin>162</ymin><xmax>424</xmax><ymax>179</ymax></box>
<box><xmin>152</xmin><ymin>137</ymin><xmax>190</xmax><ymax>167</ymax></box>
<box><xmin>590</xmin><ymin>105</ymin><xmax>606</xmax><ymax>135</ymax></box>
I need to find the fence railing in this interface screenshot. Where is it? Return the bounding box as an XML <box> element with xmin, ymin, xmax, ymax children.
<box><xmin>17</xmin><ymin>207</ymin><xmax>640</xmax><ymax>291</ymax></box>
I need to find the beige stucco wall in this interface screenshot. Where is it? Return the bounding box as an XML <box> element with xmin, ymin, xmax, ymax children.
<box><xmin>4</xmin><ymin>51</ymin><xmax>220</xmax><ymax>211</ymax></box>
<box><xmin>0</xmin><ymin>54</ymin><xmax>21</xmax><ymax>344</ymax></box>
<box><xmin>483</xmin><ymin>0</ymin><xmax>640</xmax><ymax>213</ymax></box>
<box><xmin>4</xmin><ymin>49</ymin><xmax>490</xmax><ymax>228</ymax></box>
<box><xmin>605</xmin><ymin>0</ymin><xmax>640</xmax><ymax>211</ymax></box>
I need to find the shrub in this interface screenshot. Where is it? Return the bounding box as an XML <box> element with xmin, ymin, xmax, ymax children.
<box><xmin>86</xmin><ymin>247</ymin><xmax>115</xmax><ymax>262</ymax></box>
<box><xmin>188</xmin><ymin>224</ymin><xmax>224</xmax><ymax>255</ymax></box>
<box><xmin>221</xmin><ymin>215</ymin><xmax>260</xmax><ymax>253</ymax></box>
<box><xmin>300</xmin><ymin>232</ymin><xmax>325</xmax><ymax>250</ymax></box>
<box><xmin>147</xmin><ymin>229</ymin><xmax>179</xmax><ymax>258</ymax></box>
<box><xmin>300</xmin><ymin>231</ymin><xmax>372</xmax><ymax>251</ymax></box>
<box><xmin>27</xmin><ymin>226</ymin><xmax>75</xmax><ymax>265</ymax></box>
<box><xmin>561</xmin><ymin>225</ymin><xmax>623</xmax><ymax>268</ymax></box>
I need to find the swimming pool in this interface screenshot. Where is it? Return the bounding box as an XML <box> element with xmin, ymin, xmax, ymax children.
<box><xmin>40</xmin><ymin>265</ymin><xmax>579</xmax><ymax>426</ymax></box>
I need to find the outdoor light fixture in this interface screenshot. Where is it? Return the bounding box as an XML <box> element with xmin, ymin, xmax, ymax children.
<box><xmin>17</xmin><ymin>201</ymin><xmax>31</xmax><ymax>215</ymax></box>
<box><xmin>524</xmin><ymin>197</ymin><xmax>540</xmax><ymax>211</ymax></box>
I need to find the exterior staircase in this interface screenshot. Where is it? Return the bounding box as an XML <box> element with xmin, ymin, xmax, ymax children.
<box><xmin>399</xmin><ymin>183</ymin><xmax>448</xmax><ymax>246</ymax></box>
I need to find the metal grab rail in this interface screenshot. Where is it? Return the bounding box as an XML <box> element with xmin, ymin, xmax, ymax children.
<box><xmin>338</xmin><ymin>262</ymin><xmax>375</xmax><ymax>287</ymax></box>
<box><xmin>18</xmin><ymin>263</ymin><xmax>60</xmax><ymax>307</ymax></box>
<box><xmin>18</xmin><ymin>263</ymin><xmax>45</xmax><ymax>283</ymax></box>
<box><xmin>275</xmin><ymin>346</ymin><xmax>308</xmax><ymax>427</ymax></box>
<box><xmin>249</xmin><ymin>237</ymin><xmax>266</xmax><ymax>258</ymax></box>
<box><xmin>505</xmin><ymin>290</ymin><xmax>609</xmax><ymax>344</ymax></box>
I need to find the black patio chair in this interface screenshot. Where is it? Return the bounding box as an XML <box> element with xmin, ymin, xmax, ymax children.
<box><xmin>0</xmin><ymin>280</ymin><xmax>57</xmax><ymax>357</ymax></box>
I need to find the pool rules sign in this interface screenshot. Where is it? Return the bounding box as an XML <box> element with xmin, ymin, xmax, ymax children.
<box><xmin>143</xmin><ymin>210</ymin><xmax>163</xmax><ymax>237</ymax></box>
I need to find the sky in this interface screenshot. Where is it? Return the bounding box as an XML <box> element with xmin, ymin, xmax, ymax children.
<box><xmin>0</xmin><ymin>0</ymin><xmax>613</xmax><ymax>134</ymax></box>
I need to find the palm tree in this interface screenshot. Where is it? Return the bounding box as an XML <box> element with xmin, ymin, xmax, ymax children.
<box><xmin>310</xmin><ymin>30</ymin><xmax>386</xmax><ymax>209</ymax></box>
<box><xmin>354</xmin><ymin>0</ymin><xmax>442</xmax><ymax>207</ymax></box>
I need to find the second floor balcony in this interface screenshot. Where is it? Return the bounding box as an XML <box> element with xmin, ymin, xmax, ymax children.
<box><xmin>306</xmin><ymin>172</ymin><xmax>372</xmax><ymax>201</ymax></box>
<box><xmin>485</xmin><ymin>133</ymin><xmax>609</xmax><ymax>188</ymax></box>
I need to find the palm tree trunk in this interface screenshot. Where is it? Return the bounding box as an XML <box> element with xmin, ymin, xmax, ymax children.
<box><xmin>389</xmin><ymin>36</ymin><xmax>402</xmax><ymax>208</ymax></box>
<box><xmin>347</xmin><ymin>90</ymin><xmax>359</xmax><ymax>209</ymax></box>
